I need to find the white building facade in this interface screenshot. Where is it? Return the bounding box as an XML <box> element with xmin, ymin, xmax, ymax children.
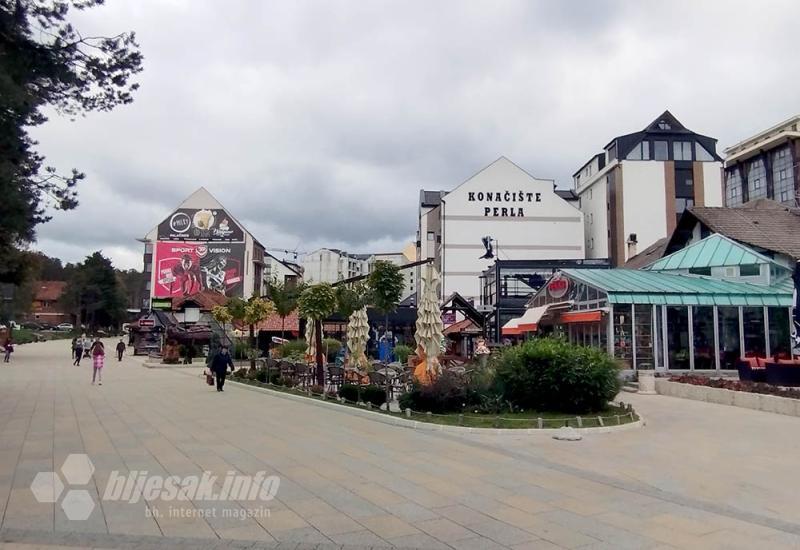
<box><xmin>418</xmin><ymin>157</ymin><xmax>585</xmax><ymax>302</ymax></box>
<box><xmin>575</xmin><ymin>111</ymin><xmax>723</xmax><ymax>266</ymax></box>
<box><xmin>301</xmin><ymin>249</ymin><xmax>370</xmax><ymax>284</ymax></box>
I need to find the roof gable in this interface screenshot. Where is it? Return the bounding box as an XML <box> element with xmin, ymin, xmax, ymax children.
<box><xmin>646</xmin><ymin>234</ymin><xmax>778</xmax><ymax>271</ymax></box>
<box><xmin>644</xmin><ymin>110</ymin><xmax>688</xmax><ymax>133</ymax></box>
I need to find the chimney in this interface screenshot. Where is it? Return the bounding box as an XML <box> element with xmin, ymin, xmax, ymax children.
<box><xmin>626</xmin><ymin>233</ymin><xmax>638</xmax><ymax>259</ymax></box>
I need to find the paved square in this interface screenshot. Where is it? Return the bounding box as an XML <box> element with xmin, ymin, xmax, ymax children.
<box><xmin>1</xmin><ymin>339</ymin><xmax>800</xmax><ymax>549</ymax></box>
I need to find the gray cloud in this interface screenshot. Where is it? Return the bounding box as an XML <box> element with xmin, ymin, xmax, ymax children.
<box><xmin>29</xmin><ymin>0</ymin><xmax>800</xmax><ymax>269</ymax></box>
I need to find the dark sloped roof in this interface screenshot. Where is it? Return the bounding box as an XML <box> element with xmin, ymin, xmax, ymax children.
<box><xmin>624</xmin><ymin>238</ymin><xmax>669</xmax><ymax>269</ymax></box>
<box><xmin>685</xmin><ymin>200</ymin><xmax>800</xmax><ymax>260</ymax></box>
<box><xmin>420</xmin><ymin>190</ymin><xmax>444</xmax><ymax>207</ymax></box>
<box><xmin>555</xmin><ymin>189</ymin><xmax>578</xmax><ymax>201</ymax></box>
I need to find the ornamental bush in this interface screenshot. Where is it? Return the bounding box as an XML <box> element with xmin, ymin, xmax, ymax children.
<box><xmin>495</xmin><ymin>338</ymin><xmax>621</xmax><ymax>413</ymax></box>
<box><xmin>399</xmin><ymin>371</ymin><xmax>471</xmax><ymax>413</ymax></box>
<box><xmin>278</xmin><ymin>339</ymin><xmax>307</xmax><ymax>358</ymax></box>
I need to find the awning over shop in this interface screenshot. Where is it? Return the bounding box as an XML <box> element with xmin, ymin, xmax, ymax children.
<box><xmin>560</xmin><ymin>310</ymin><xmax>603</xmax><ymax>323</ymax></box>
<box><xmin>502</xmin><ymin>305</ymin><xmax>549</xmax><ymax>335</ymax></box>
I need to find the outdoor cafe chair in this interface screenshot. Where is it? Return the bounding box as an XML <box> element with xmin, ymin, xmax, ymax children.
<box><xmin>327</xmin><ymin>365</ymin><xmax>344</xmax><ymax>389</ymax></box>
<box><xmin>293</xmin><ymin>362</ymin><xmax>312</xmax><ymax>388</ymax></box>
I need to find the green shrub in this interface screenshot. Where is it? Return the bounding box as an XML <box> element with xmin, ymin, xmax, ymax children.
<box><xmin>232</xmin><ymin>340</ymin><xmax>249</xmax><ymax>360</ymax></box>
<box><xmin>495</xmin><ymin>338</ymin><xmax>621</xmax><ymax>413</ymax></box>
<box><xmin>309</xmin><ymin>384</ymin><xmax>325</xmax><ymax>396</ymax></box>
<box><xmin>323</xmin><ymin>338</ymin><xmax>342</xmax><ymax>362</ymax></box>
<box><xmin>233</xmin><ymin>367</ymin><xmax>249</xmax><ymax>378</ymax></box>
<box><xmin>360</xmin><ymin>385</ymin><xmax>387</xmax><ymax>407</ymax></box>
<box><xmin>269</xmin><ymin>372</ymin><xmax>281</xmax><ymax>385</ymax></box>
<box><xmin>394</xmin><ymin>344</ymin><xmax>412</xmax><ymax>364</ymax></box>
<box><xmin>398</xmin><ymin>371</ymin><xmax>470</xmax><ymax>413</ymax></box>
<box><xmin>255</xmin><ymin>368</ymin><xmax>268</xmax><ymax>383</ymax></box>
<box><xmin>339</xmin><ymin>384</ymin><xmax>360</xmax><ymax>403</ymax></box>
<box><xmin>278</xmin><ymin>376</ymin><xmax>295</xmax><ymax>388</ymax></box>
<box><xmin>278</xmin><ymin>339</ymin><xmax>307</xmax><ymax>358</ymax></box>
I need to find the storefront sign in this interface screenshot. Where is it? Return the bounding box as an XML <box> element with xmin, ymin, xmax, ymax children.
<box><xmin>151</xmin><ymin>298</ymin><xmax>172</xmax><ymax>310</ymax></box>
<box><xmin>441</xmin><ymin>312</ymin><xmax>456</xmax><ymax>325</ymax></box>
<box><xmin>467</xmin><ymin>190</ymin><xmax>542</xmax><ymax>217</ymax></box>
<box><xmin>157</xmin><ymin>208</ymin><xmax>244</xmax><ymax>241</ymax></box>
<box><xmin>547</xmin><ymin>273</ymin><xmax>570</xmax><ymax>299</ymax></box>
<box><xmin>154</xmin><ymin>242</ymin><xmax>244</xmax><ymax>298</ymax></box>
<box><xmin>139</xmin><ymin>319</ymin><xmax>155</xmax><ymax>327</ymax></box>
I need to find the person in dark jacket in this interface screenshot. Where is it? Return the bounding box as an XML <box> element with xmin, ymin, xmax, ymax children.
<box><xmin>209</xmin><ymin>346</ymin><xmax>235</xmax><ymax>392</ymax></box>
<box><xmin>115</xmin><ymin>339</ymin><xmax>126</xmax><ymax>361</ymax></box>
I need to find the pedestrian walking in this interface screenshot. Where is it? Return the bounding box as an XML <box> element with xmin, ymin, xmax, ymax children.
<box><xmin>115</xmin><ymin>338</ymin><xmax>126</xmax><ymax>361</ymax></box>
<box><xmin>3</xmin><ymin>337</ymin><xmax>13</xmax><ymax>363</ymax></box>
<box><xmin>70</xmin><ymin>337</ymin><xmax>77</xmax><ymax>359</ymax></box>
<box><xmin>91</xmin><ymin>340</ymin><xmax>105</xmax><ymax>385</ymax></box>
<box><xmin>209</xmin><ymin>345</ymin><xmax>235</xmax><ymax>392</ymax></box>
<box><xmin>73</xmin><ymin>334</ymin><xmax>86</xmax><ymax>366</ymax></box>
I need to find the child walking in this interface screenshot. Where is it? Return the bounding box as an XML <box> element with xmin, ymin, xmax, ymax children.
<box><xmin>91</xmin><ymin>340</ymin><xmax>105</xmax><ymax>385</ymax></box>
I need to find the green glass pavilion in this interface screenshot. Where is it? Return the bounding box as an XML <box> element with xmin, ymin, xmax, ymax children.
<box><xmin>524</xmin><ymin>234</ymin><xmax>794</xmax><ymax>371</ymax></box>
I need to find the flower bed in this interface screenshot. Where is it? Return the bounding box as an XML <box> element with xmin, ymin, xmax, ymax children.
<box><xmin>670</xmin><ymin>374</ymin><xmax>800</xmax><ymax>399</ymax></box>
<box><xmin>230</xmin><ymin>375</ymin><xmax>638</xmax><ymax>429</ymax></box>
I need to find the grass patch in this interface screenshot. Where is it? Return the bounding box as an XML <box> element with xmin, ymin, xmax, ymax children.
<box><xmin>229</xmin><ymin>377</ymin><xmax>638</xmax><ymax>429</ymax></box>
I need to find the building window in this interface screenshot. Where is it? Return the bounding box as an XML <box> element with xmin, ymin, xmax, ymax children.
<box><xmin>726</xmin><ymin>168</ymin><xmax>743</xmax><ymax>207</ymax></box>
<box><xmin>747</xmin><ymin>158</ymin><xmax>767</xmax><ymax>200</ymax></box>
<box><xmin>675</xmin><ymin>197</ymin><xmax>694</xmax><ymax>217</ymax></box>
<box><xmin>654</xmin><ymin>141</ymin><xmax>668</xmax><ymax>161</ymax></box>
<box><xmin>626</xmin><ymin>141</ymin><xmax>650</xmax><ymax>160</ymax></box>
<box><xmin>673</xmin><ymin>141</ymin><xmax>692</xmax><ymax>161</ymax></box>
<box><xmin>739</xmin><ymin>264</ymin><xmax>760</xmax><ymax>277</ymax></box>
<box><xmin>688</xmin><ymin>267</ymin><xmax>711</xmax><ymax>276</ymax></box>
<box><xmin>657</xmin><ymin>120</ymin><xmax>671</xmax><ymax>130</ymax></box>
<box><xmin>588</xmin><ymin>188</ymin><xmax>593</xmax><ymax>199</ymax></box>
<box><xmin>427</xmin><ymin>231</ymin><xmax>434</xmax><ymax>241</ymax></box>
<box><xmin>772</xmin><ymin>145</ymin><xmax>795</xmax><ymax>205</ymax></box>
<box><xmin>696</xmin><ymin>142</ymin><xmax>714</xmax><ymax>161</ymax></box>
<box><xmin>588</xmin><ymin>237</ymin><xmax>594</xmax><ymax>249</ymax></box>
<box><xmin>589</xmin><ymin>213</ymin><xmax>593</xmax><ymax>224</ymax></box>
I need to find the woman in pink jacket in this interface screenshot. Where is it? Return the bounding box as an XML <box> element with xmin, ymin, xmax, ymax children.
<box><xmin>91</xmin><ymin>339</ymin><xmax>105</xmax><ymax>385</ymax></box>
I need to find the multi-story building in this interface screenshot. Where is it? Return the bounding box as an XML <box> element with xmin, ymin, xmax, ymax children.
<box><xmin>417</xmin><ymin>157</ymin><xmax>585</xmax><ymax>302</ymax></box>
<box><xmin>575</xmin><ymin>111</ymin><xmax>723</xmax><ymax>266</ymax></box>
<box><xmin>369</xmin><ymin>244</ymin><xmax>417</xmax><ymax>302</ymax></box>
<box><xmin>140</xmin><ymin>187</ymin><xmax>266</xmax><ymax>309</ymax></box>
<box><xmin>301</xmin><ymin>249</ymin><xmax>371</xmax><ymax>284</ymax></box>
<box><xmin>264</xmin><ymin>254</ymin><xmax>303</xmax><ymax>288</ymax></box>
<box><xmin>723</xmin><ymin>114</ymin><xmax>799</xmax><ymax>208</ymax></box>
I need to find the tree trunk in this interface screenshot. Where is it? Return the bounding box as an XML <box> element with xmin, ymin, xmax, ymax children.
<box><xmin>249</xmin><ymin>323</ymin><xmax>256</xmax><ymax>369</ymax></box>
<box><xmin>315</xmin><ymin>319</ymin><xmax>324</xmax><ymax>386</ymax></box>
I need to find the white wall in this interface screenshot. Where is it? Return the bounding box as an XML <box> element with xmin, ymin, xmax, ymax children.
<box><xmin>703</xmin><ymin>162</ymin><xmax>724</xmax><ymax>206</ymax></box>
<box><xmin>440</xmin><ymin>158</ymin><xmax>584</xmax><ymax>301</ymax></box>
<box><xmin>577</xmin><ymin>175</ymin><xmax>609</xmax><ymax>259</ymax></box>
<box><xmin>620</xmin><ymin>161</ymin><xmax>668</xmax><ymax>261</ymax></box>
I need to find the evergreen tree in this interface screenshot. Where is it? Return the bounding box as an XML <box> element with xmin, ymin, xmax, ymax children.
<box><xmin>0</xmin><ymin>1</ymin><xmax>143</xmax><ymax>283</ymax></box>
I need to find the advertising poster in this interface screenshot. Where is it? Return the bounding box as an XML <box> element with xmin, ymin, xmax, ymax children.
<box><xmin>157</xmin><ymin>208</ymin><xmax>245</xmax><ymax>242</ymax></box>
<box><xmin>154</xmin><ymin>242</ymin><xmax>244</xmax><ymax>298</ymax></box>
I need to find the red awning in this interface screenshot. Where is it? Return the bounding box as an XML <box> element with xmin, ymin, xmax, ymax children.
<box><xmin>560</xmin><ymin>310</ymin><xmax>602</xmax><ymax>323</ymax></box>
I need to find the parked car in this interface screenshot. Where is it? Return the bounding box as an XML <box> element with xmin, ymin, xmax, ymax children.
<box><xmin>56</xmin><ymin>323</ymin><xmax>74</xmax><ymax>331</ymax></box>
<box><xmin>22</xmin><ymin>321</ymin><xmax>44</xmax><ymax>330</ymax></box>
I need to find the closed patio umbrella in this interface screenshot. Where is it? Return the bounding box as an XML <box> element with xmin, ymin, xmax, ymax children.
<box><xmin>304</xmin><ymin>318</ymin><xmax>323</xmax><ymax>364</ymax></box>
<box><xmin>347</xmin><ymin>306</ymin><xmax>370</xmax><ymax>370</ymax></box>
<box><xmin>414</xmin><ymin>264</ymin><xmax>444</xmax><ymax>384</ymax></box>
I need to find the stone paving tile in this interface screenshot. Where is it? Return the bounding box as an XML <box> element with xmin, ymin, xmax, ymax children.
<box><xmin>326</xmin><ymin>529</ymin><xmax>388</xmax><ymax>547</ymax></box>
<box><xmin>352</xmin><ymin>516</ymin><xmax>419</xmax><ymax>540</ymax></box>
<box><xmin>447</xmin><ymin>536</ymin><xmax>510</xmax><ymax>550</ymax></box>
<box><xmin>304</xmin><ymin>514</ymin><xmax>364</xmax><ymax>537</ymax></box>
<box><xmin>415</xmin><ymin>517</ymin><xmax>476</xmax><ymax>542</ymax></box>
<box><xmin>385</xmin><ymin>532</ymin><xmax>452</xmax><ymax>549</ymax></box>
<box><xmin>510</xmin><ymin>539</ymin><xmax>567</xmax><ymax>550</ymax></box>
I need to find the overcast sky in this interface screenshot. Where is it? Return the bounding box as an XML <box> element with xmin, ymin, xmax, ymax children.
<box><xmin>31</xmin><ymin>0</ymin><xmax>800</xmax><ymax>269</ymax></box>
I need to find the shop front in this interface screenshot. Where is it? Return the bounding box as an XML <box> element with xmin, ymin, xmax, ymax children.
<box><xmin>517</xmin><ymin>268</ymin><xmax>793</xmax><ymax>371</ymax></box>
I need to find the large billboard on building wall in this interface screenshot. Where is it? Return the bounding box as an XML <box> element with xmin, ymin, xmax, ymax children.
<box><xmin>154</xmin><ymin>242</ymin><xmax>245</xmax><ymax>298</ymax></box>
<box><xmin>157</xmin><ymin>208</ymin><xmax>244</xmax><ymax>242</ymax></box>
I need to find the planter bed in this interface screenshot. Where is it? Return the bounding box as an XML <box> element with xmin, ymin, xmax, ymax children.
<box><xmin>656</xmin><ymin>376</ymin><xmax>800</xmax><ymax>417</ymax></box>
<box><xmin>230</xmin><ymin>376</ymin><xmax>639</xmax><ymax>430</ymax></box>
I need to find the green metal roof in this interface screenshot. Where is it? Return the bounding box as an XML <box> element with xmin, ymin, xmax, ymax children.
<box><xmin>561</xmin><ymin>268</ymin><xmax>793</xmax><ymax>307</ymax></box>
<box><xmin>645</xmin><ymin>234</ymin><xmax>778</xmax><ymax>271</ymax></box>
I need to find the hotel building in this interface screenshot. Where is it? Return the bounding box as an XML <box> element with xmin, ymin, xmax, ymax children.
<box><xmin>575</xmin><ymin>111</ymin><xmax>724</xmax><ymax>266</ymax></box>
<box><xmin>417</xmin><ymin>157</ymin><xmax>585</xmax><ymax>303</ymax></box>
<box><xmin>723</xmin><ymin>114</ymin><xmax>800</xmax><ymax>207</ymax></box>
